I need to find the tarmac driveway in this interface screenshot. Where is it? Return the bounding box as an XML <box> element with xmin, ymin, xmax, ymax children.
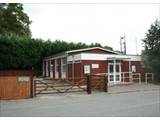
<box><xmin>0</xmin><ymin>83</ymin><xmax>160</xmax><ymax>117</ymax></box>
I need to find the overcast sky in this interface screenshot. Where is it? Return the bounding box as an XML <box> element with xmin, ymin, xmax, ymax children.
<box><xmin>23</xmin><ymin>3</ymin><xmax>159</xmax><ymax>54</ymax></box>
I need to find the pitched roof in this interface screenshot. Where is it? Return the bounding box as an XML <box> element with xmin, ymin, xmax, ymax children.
<box><xmin>44</xmin><ymin>47</ymin><xmax>120</xmax><ymax>60</ymax></box>
<box><xmin>66</xmin><ymin>47</ymin><xmax>120</xmax><ymax>54</ymax></box>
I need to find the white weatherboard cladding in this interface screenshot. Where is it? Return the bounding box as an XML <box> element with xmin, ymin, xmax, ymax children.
<box><xmin>129</xmin><ymin>55</ymin><xmax>141</xmax><ymax>61</ymax></box>
<box><xmin>68</xmin><ymin>53</ymin><xmax>141</xmax><ymax>61</ymax></box>
<box><xmin>67</xmin><ymin>54</ymin><xmax>81</xmax><ymax>62</ymax></box>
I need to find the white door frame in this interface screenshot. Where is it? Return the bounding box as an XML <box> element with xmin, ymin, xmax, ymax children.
<box><xmin>115</xmin><ymin>63</ymin><xmax>121</xmax><ymax>82</ymax></box>
<box><xmin>46</xmin><ymin>60</ymin><xmax>48</xmax><ymax>77</ymax></box>
<box><xmin>108</xmin><ymin>63</ymin><xmax>114</xmax><ymax>83</ymax></box>
<box><xmin>61</xmin><ymin>58</ymin><xmax>67</xmax><ymax>78</ymax></box>
<box><xmin>108</xmin><ymin>61</ymin><xmax>121</xmax><ymax>83</ymax></box>
<box><xmin>50</xmin><ymin>60</ymin><xmax>53</xmax><ymax>78</ymax></box>
<box><xmin>55</xmin><ymin>59</ymin><xmax>59</xmax><ymax>79</ymax></box>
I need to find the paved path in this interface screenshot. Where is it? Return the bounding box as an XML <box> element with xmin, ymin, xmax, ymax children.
<box><xmin>108</xmin><ymin>83</ymin><xmax>160</xmax><ymax>94</ymax></box>
<box><xmin>0</xmin><ymin>83</ymin><xmax>160</xmax><ymax>117</ymax></box>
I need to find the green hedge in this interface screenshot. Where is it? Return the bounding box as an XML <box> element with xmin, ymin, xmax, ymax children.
<box><xmin>0</xmin><ymin>34</ymin><xmax>112</xmax><ymax>74</ymax></box>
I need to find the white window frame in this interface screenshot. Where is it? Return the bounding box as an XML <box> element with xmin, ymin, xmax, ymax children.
<box><xmin>55</xmin><ymin>59</ymin><xmax>59</xmax><ymax>79</ymax></box>
<box><xmin>50</xmin><ymin>60</ymin><xmax>53</xmax><ymax>78</ymax></box>
<box><xmin>46</xmin><ymin>60</ymin><xmax>48</xmax><ymax>77</ymax></box>
<box><xmin>61</xmin><ymin>57</ymin><xmax>67</xmax><ymax>78</ymax></box>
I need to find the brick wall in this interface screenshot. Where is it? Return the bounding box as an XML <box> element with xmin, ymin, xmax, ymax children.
<box><xmin>81</xmin><ymin>60</ymin><xmax>108</xmax><ymax>77</ymax></box>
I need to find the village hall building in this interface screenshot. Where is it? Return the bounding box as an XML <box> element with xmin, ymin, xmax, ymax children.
<box><xmin>43</xmin><ymin>47</ymin><xmax>147</xmax><ymax>83</ymax></box>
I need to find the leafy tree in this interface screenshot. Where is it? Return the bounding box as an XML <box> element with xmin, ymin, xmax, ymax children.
<box><xmin>0</xmin><ymin>3</ymin><xmax>31</xmax><ymax>37</ymax></box>
<box><xmin>142</xmin><ymin>20</ymin><xmax>160</xmax><ymax>81</ymax></box>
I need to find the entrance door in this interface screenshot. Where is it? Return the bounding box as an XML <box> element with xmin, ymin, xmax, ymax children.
<box><xmin>108</xmin><ymin>63</ymin><xmax>121</xmax><ymax>83</ymax></box>
<box><xmin>115</xmin><ymin>63</ymin><xmax>121</xmax><ymax>82</ymax></box>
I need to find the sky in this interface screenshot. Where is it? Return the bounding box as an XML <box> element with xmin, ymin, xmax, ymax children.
<box><xmin>23</xmin><ymin>2</ymin><xmax>160</xmax><ymax>55</ymax></box>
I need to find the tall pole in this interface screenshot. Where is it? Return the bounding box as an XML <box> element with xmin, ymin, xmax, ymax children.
<box><xmin>136</xmin><ymin>38</ymin><xmax>138</xmax><ymax>55</ymax></box>
<box><xmin>120</xmin><ymin>37</ymin><xmax>122</xmax><ymax>53</ymax></box>
<box><xmin>124</xmin><ymin>35</ymin><xmax>126</xmax><ymax>54</ymax></box>
<box><xmin>120</xmin><ymin>35</ymin><xmax>126</xmax><ymax>54</ymax></box>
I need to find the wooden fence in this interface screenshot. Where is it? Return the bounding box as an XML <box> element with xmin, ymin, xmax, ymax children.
<box><xmin>0</xmin><ymin>70</ymin><xmax>108</xmax><ymax>100</ymax></box>
<box><xmin>0</xmin><ymin>70</ymin><xmax>36</xmax><ymax>100</ymax></box>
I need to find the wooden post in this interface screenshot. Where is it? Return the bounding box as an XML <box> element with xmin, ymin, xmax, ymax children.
<box><xmin>145</xmin><ymin>73</ymin><xmax>147</xmax><ymax>84</ymax></box>
<box><xmin>104</xmin><ymin>76</ymin><xmax>108</xmax><ymax>92</ymax></box>
<box><xmin>87</xmin><ymin>74</ymin><xmax>91</xmax><ymax>94</ymax></box>
<box><xmin>152</xmin><ymin>73</ymin><xmax>154</xmax><ymax>82</ymax></box>
<box><xmin>139</xmin><ymin>73</ymin><xmax>141</xmax><ymax>85</ymax></box>
<box><xmin>30</xmin><ymin>77</ymin><xmax>34</xmax><ymax>98</ymax></box>
<box><xmin>34</xmin><ymin>79</ymin><xmax>36</xmax><ymax>97</ymax></box>
<box><xmin>123</xmin><ymin>72</ymin><xmax>124</xmax><ymax>83</ymax></box>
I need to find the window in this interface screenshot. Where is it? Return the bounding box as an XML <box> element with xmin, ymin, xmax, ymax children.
<box><xmin>116</xmin><ymin>64</ymin><xmax>120</xmax><ymax>72</ymax></box>
<box><xmin>62</xmin><ymin>58</ymin><xmax>67</xmax><ymax>73</ymax></box>
<box><xmin>50</xmin><ymin>60</ymin><xmax>54</xmax><ymax>71</ymax></box>
<box><xmin>55</xmin><ymin>59</ymin><xmax>59</xmax><ymax>72</ymax></box>
<box><xmin>131</xmin><ymin>65</ymin><xmax>136</xmax><ymax>72</ymax></box>
<box><xmin>109</xmin><ymin>64</ymin><xmax>114</xmax><ymax>73</ymax></box>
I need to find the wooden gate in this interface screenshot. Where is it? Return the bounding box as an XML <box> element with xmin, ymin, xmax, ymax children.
<box><xmin>86</xmin><ymin>75</ymin><xmax>108</xmax><ymax>94</ymax></box>
<box><xmin>34</xmin><ymin>75</ymin><xmax>108</xmax><ymax>96</ymax></box>
<box><xmin>34</xmin><ymin>77</ymin><xmax>87</xmax><ymax>96</ymax></box>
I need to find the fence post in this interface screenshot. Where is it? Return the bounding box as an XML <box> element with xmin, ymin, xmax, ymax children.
<box><xmin>152</xmin><ymin>73</ymin><xmax>154</xmax><ymax>82</ymax></box>
<box><xmin>34</xmin><ymin>79</ymin><xmax>36</xmax><ymax>97</ymax></box>
<box><xmin>30</xmin><ymin>77</ymin><xmax>34</xmax><ymax>98</ymax></box>
<box><xmin>123</xmin><ymin>72</ymin><xmax>125</xmax><ymax>83</ymax></box>
<box><xmin>104</xmin><ymin>76</ymin><xmax>108</xmax><ymax>92</ymax></box>
<box><xmin>87</xmin><ymin>74</ymin><xmax>91</xmax><ymax>94</ymax></box>
<box><xmin>145</xmin><ymin>73</ymin><xmax>147</xmax><ymax>84</ymax></box>
<box><xmin>139</xmin><ymin>73</ymin><xmax>141</xmax><ymax>85</ymax></box>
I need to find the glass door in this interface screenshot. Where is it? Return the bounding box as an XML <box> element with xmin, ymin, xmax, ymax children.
<box><xmin>115</xmin><ymin>63</ymin><xmax>121</xmax><ymax>82</ymax></box>
<box><xmin>108</xmin><ymin>62</ymin><xmax>121</xmax><ymax>83</ymax></box>
<box><xmin>108</xmin><ymin>63</ymin><xmax>114</xmax><ymax>83</ymax></box>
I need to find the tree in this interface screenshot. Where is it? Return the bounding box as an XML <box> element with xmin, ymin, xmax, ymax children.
<box><xmin>142</xmin><ymin>20</ymin><xmax>160</xmax><ymax>81</ymax></box>
<box><xmin>0</xmin><ymin>34</ymin><xmax>113</xmax><ymax>73</ymax></box>
<box><xmin>0</xmin><ymin>3</ymin><xmax>31</xmax><ymax>37</ymax></box>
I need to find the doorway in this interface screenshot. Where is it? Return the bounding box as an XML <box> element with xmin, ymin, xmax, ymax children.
<box><xmin>108</xmin><ymin>62</ymin><xmax>121</xmax><ymax>83</ymax></box>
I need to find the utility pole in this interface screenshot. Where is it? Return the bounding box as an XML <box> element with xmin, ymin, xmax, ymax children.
<box><xmin>136</xmin><ymin>38</ymin><xmax>138</xmax><ymax>55</ymax></box>
<box><xmin>120</xmin><ymin>35</ymin><xmax>126</xmax><ymax>54</ymax></box>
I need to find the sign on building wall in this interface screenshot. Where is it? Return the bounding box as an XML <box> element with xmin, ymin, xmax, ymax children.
<box><xmin>18</xmin><ymin>76</ymin><xmax>30</xmax><ymax>82</ymax></box>
<box><xmin>84</xmin><ymin>65</ymin><xmax>91</xmax><ymax>74</ymax></box>
<box><xmin>92</xmin><ymin>64</ymin><xmax>99</xmax><ymax>69</ymax></box>
<box><xmin>131</xmin><ymin>65</ymin><xmax>136</xmax><ymax>72</ymax></box>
